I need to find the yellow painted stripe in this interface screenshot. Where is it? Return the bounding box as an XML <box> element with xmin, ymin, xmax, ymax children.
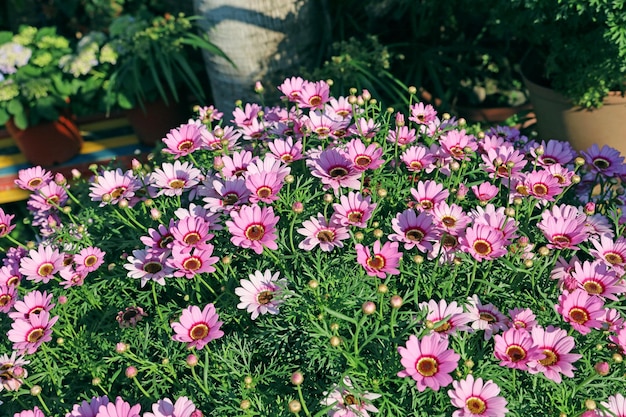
<box><xmin>0</xmin><ymin>188</ymin><xmax>30</xmax><ymax>204</ymax></box>
<box><xmin>0</xmin><ymin>152</ymin><xmax>26</xmax><ymax>167</ymax></box>
<box><xmin>0</xmin><ymin>137</ymin><xmax>16</xmax><ymax>149</ymax></box>
<box><xmin>79</xmin><ymin>116</ymin><xmax>130</xmax><ymax>132</ymax></box>
<box><xmin>80</xmin><ymin>134</ymin><xmax>139</xmax><ymax>153</ymax></box>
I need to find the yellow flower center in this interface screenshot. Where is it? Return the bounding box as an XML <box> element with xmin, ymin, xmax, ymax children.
<box><xmin>416</xmin><ymin>357</ymin><xmax>438</xmax><ymax>377</ymax></box>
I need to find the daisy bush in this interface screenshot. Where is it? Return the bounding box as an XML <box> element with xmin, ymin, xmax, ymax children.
<box><xmin>1</xmin><ymin>77</ymin><xmax>626</xmax><ymax>417</ymax></box>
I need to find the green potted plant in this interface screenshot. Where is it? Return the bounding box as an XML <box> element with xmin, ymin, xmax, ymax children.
<box><xmin>495</xmin><ymin>0</ymin><xmax>626</xmax><ymax>153</ymax></box>
<box><xmin>0</xmin><ymin>25</ymin><xmax>107</xmax><ymax>165</ymax></box>
<box><xmin>104</xmin><ymin>11</ymin><xmax>229</xmax><ymax>145</ymax></box>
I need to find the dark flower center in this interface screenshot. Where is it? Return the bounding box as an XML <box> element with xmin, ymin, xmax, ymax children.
<box><xmin>406</xmin><ymin>229</ymin><xmax>425</xmax><ymax>242</ymax></box>
<box><xmin>0</xmin><ymin>294</ymin><xmax>12</xmax><ymax>306</ymax></box>
<box><xmin>329</xmin><ymin>167</ymin><xmax>349</xmax><ymax>178</ymax></box>
<box><xmin>347</xmin><ymin>211</ymin><xmax>363</xmax><ymax>223</ymax></box>
<box><xmin>367</xmin><ymin>255</ymin><xmax>385</xmax><ymax>270</ymax></box>
<box><xmin>38</xmin><ymin>263</ymin><xmax>54</xmax><ymax>277</ymax></box>
<box><xmin>178</xmin><ymin>140</ymin><xmax>194</xmax><ymax>151</ymax></box>
<box><xmin>569</xmin><ymin>308</ymin><xmax>589</xmax><ymax>324</ymax></box>
<box><xmin>245</xmin><ymin>224</ymin><xmax>265</xmax><ymax>241</ymax></box>
<box><xmin>257</xmin><ymin>290</ymin><xmax>274</xmax><ymax>305</ymax></box>
<box><xmin>533</xmin><ymin>183</ymin><xmax>548</xmax><ymax>196</ymax></box>
<box><xmin>473</xmin><ymin>240</ymin><xmax>492</xmax><ymax>256</ymax></box>
<box><xmin>317</xmin><ymin>230</ymin><xmax>335</xmax><ymax>243</ymax></box>
<box><xmin>28</xmin><ymin>178</ymin><xmax>43</xmax><ymax>188</ymax></box>
<box><xmin>583</xmin><ymin>280</ymin><xmax>603</xmax><ymax>295</ymax></box>
<box><xmin>344</xmin><ymin>394</ymin><xmax>359</xmax><ymax>406</ymax></box>
<box><xmin>143</xmin><ymin>261</ymin><xmax>163</xmax><ymax>274</ymax></box>
<box><xmin>416</xmin><ymin>357</ymin><xmax>438</xmax><ymax>377</ymax></box>
<box><xmin>506</xmin><ymin>345</ymin><xmax>526</xmax><ymax>362</ymax></box>
<box><xmin>355</xmin><ymin>155</ymin><xmax>372</xmax><ymax>167</ymax></box>
<box><xmin>169</xmin><ymin>179</ymin><xmax>185</xmax><ymax>189</ymax></box>
<box><xmin>433</xmin><ymin>321</ymin><xmax>451</xmax><ymax>333</ymax></box>
<box><xmin>84</xmin><ymin>255</ymin><xmax>98</xmax><ymax>267</ymax></box>
<box><xmin>189</xmin><ymin>323</ymin><xmax>209</xmax><ymax>340</ymax></box>
<box><xmin>184</xmin><ymin>232</ymin><xmax>201</xmax><ymax>245</ymax></box>
<box><xmin>539</xmin><ymin>349</ymin><xmax>558</xmax><ymax>366</ymax></box>
<box><xmin>257</xmin><ymin>186</ymin><xmax>272</xmax><ymax>199</ymax></box>
<box><xmin>466</xmin><ymin>397</ymin><xmax>486</xmax><ymax>414</ymax></box>
<box><xmin>605</xmin><ymin>252</ymin><xmax>623</xmax><ymax>264</ymax></box>
<box><xmin>479</xmin><ymin>312</ymin><xmax>496</xmax><ymax>323</ymax></box>
<box><xmin>441</xmin><ymin>216</ymin><xmax>456</xmax><ymax>227</ymax></box>
<box><xmin>183</xmin><ymin>257</ymin><xmax>201</xmax><ymax>271</ymax></box>
<box><xmin>111</xmin><ymin>186</ymin><xmax>127</xmax><ymax>199</ymax></box>
<box><xmin>223</xmin><ymin>193</ymin><xmax>239</xmax><ymax>206</ymax></box>
<box><xmin>593</xmin><ymin>157</ymin><xmax>610</xmax><ymax>170</ymax></box>
<box><xmin>27</xmin><ymin>328</ymin><xmax>45</xmax><ymax>343</ymax></box>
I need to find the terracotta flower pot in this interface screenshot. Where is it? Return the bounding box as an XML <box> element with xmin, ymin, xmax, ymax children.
<box><xmin>125</xmin><ymin>98</ymin><xmax>190</xmax><ymax>147</ymax></box>
<box><xmin>521</xmin><ymin>55</ymin><xmax>626</xmax><ymax>156</ymax></box>
<box><xmin>5</xmin><ymin>115</ymin><xmax>84</xmax><ymax>166</ymax></box>
<box><xmin>454</xmin><ymin>103</ymin><xmax>535</xmax><ymax>127</ymax></box>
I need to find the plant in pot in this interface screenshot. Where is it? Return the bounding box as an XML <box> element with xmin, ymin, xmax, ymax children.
<box><xmin>0</xmin><ymin>25</ymin><xmax>98</xmax><ymax>166</ymax></box>
<box><xmin>104</xmin><ymin>11</ymin><xmax>230</xmax><ymax>146</ymax></box>
<box><xmin>494</xmin><ymin>0</ymin><xmax>626</xmax><ymax>153</ymax></box>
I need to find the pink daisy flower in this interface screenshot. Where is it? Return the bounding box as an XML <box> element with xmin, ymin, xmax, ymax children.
<box><xmin>162</xmin><ymin>122</ymin><xmax>204</xmax><ymax>158</ymax></box>
<box><xmin>0</xmin><ymin>207</ymin><xmax>16</xmax><ymax>238</ymax></box>
<box><xmin>609</xmin><ymin>326</ymin><xmax>626</xmax><ymax>353</ymax></box>
<box><xmin>388</xmin><ymin>209</ymin><xmax>439</xmax><ymax>252</ymax></box>
<box><xmin>267</xmin><ymin>137</ymin><xmax>303</xmax><ymax>163</ymax></box>
<box><xmin>297</xmin><ymin>80</ymin><xmax>330</xmax><ymax>109</ymax></box>
<box><xmin>343</xmin><ymin>138</ymin><xmax>384</xmax><ymax>171</ymax></box>
<box><xmin>582</xmin><ymin>143</ymin><xmax>625</xmax><ymax>177</ymax></box>
<box><xmin>27</xmin><ymin>182</ymin><xmax>69</xmax><ymax>212</ymax></box>
<box><xmin>8</xmin><ymin>310</ymin><xmax>59</xmax><ymax>354</ymax></box>
<box><xmin>355</xmin><ymin>240</ymin><xmax>402</xmax><ymax>279</ymax></box>
<box><xmin>168</xmin><ymin>245</ymin><xmax>219</xmax><ymax>279</ymax></box>
<box><xmin>231</xmin><ymin>102</ymin><xmax>262</xmax><ymax>127</ymax></box>
<box><xmin>305</xmin><ymin>110</ymin><xmax>349</xmax><ymax>139</ymax></box>
<box><xmin>589</xmin><ymin>235</ymin><xmax>626</xmax><ymax>276</ymax></box>
<box><xmin>459</xmin><ymin>224</ymin><xmax>508</xmax><ymax>261</ymax></box>
<box><xmin>74</xmin><ymin>246</ymin><xmax>105</xmax><ymax>274</ymax></box>
<box><xmin>278</xmin><ymin>76</ymin><xmax>307</xmax><ymax>101</ymax></box>
<box><xmin>202</xmin><ymin>124</ymin><xmax>241</xmax><ymax>151</ymax></box>
<box><xmin>140</xmin><ymin>220</ymin><xmax>176</xmax><ymax>255</ymax></box>
<box><xmin>465</xmin><ymin>295</ymin><xmax>508</xmax><ymax>340</ymax></box>
<box><xmin>144</xmin><ymin>397</ymin><xmax>196</xmax><ymax>417</ymax></box>
<box><xmin>245</xmin><ymin>171</ymin><xmax>283</xmax><ymax>204</ymax></box>
<box><xmin>481</xmin><ymin>145</ymin><xmax>527</xmax><ymax>180</ymax></box>
<box><xmin>470</xmin><ymin>204</ymin><xmax>518</xmax><ymax>243</ymax></box>
<box><xmin>400</xmin><ymin>145</ymin><xmax>436</xmax><ymax>173</ymax></box>
<box><xmin>203</xmin><ymin>177</ymin><xmax>250</xmax><ymax>212</ymax></box>
<box><xmin>556</xmin><ymin>289</ymin><xmax>605</xmax><ymax>335</ymax></box>
<box><xmin>550</xmin><ymin>255</ymin><xmax>580</xmax><ymax>292</ymax></box>
<box><xmin>599</xmin><ymin>308</ymin><xmax>623</xmax><ymax>332</ymax></box>
<box><xmin>13</xmin><ymin>406</ymin><xmax>46</xmax><ymax>417</ymax></box>
<box><xmin>409</xmin><ymin>102</ymin><xmax>437</xmax><ymax>125</ymax></box>
<box><xmin>15</xmin><ymin>166</ymin><xmax>52</xmax><ymax>191</ymax></box>
<box><xmin>419</xmin><ymin>299</ymin><xmax>471</xmax><ymax>336</ymax></box>
<box><xmin>348</xmin><ymin>117</ymin><xmax>379</xmax><ymax>139</ymax></box>
<box><xmin>320</xmin><ymin>376</ymin><xmax>381</xmax><ymax>417</ymax></box>
<box><xmin>221</xmin><ymin>150</ymin><xmax>255</xmax><ymax>178</ymax></box>
<box><xmin>507</xmin><ymin>307</ymin><xmax>538</xmax><ymax>330</ymax></box>
<box><xmin>331</xmin><ymin>191</ymin><xmax>377</xmax><ymax>228</ymax></box>
<box><xmin>0</xmin><ymin>351</ymin><xmax>30</xmax><ymax>392</ymax></box>
<box><xmin>0</xmin><ymin>264</ymin><xmax>21</xmax><ymax>287</ymax></box>
<box><xmin>225</xmin><ymin>204</ymin><xmax>279</xmax><ymax>254</ymax></box>
<box><xmin>309</xmin><ymin>148</ymin><xmax>361</xmax><ymax>194</ymax></box>
<box><xmin>149</xmin><ymin>160</ymin><xmax>202</xmax><ymax>198</ymax></box>
<box><xmin>67</xmin><ymin>395</ymin><xmax>110</xmax><ymax>417</ymax></box>
<box><xmin>89</xmin><ymin>168</ymin><xmax>141</xmax><ymax>207</ymax></box>
<box><xmin>197</xmin><ymin>104</ymin><xmax>223</xmax><ymax>124</ymax></box>
<box><xmin>532</xmin><ymin>139</ymin><xmax>576</xmax><ymax>167</ymax></box>
<box><xmin>537</xmin><ymin>214</ymin><xmax>588</xmax><ymax>250</ymax></box>
<box><xmin>528</xmin><ymin>325</ymin><xmax>582</xmax><ymax>383</ymax></box>
<box><xmin>297</xmin><ymin>213</ymin><xmax>350</xmax><ymax>252</ymax></box>
<box><xmin>8</xmin><ymin>290</ymin><xmax>55</xmax><ymax>321</ymax></box>
<box><xmin>448</xmin><ymin>374</ymin><xmax>508</xmax><ymax>417</ymax></box>
<box><xmin>439</xmin><ymin>129</ymin><xmax>477</xmax><ymax>161</ymax></box>
<box><xmin>171</xmin><ymin>304</ymin><xmax>224</xmax><ymax>350</ymax></box>
<box><xmin>387</xmin><ymin>125</ymin><xmax>417</xmax><ymax>145</ymax></box>
<box><xmin>124</xmin><ymin>249</ymin><xmax>174</xmax><ymax>287</ymax></box>
<box><xmin>494</xmin><ymin>327</ymin><xmax>543</xmax><ymax>370</ymax></box>
<box><xmin>600</xmin><ymin>393</ymin><xmax>626</xmax><ymax>417</ymax></box>
<box><xmin>235</xmin><ymin>269</ymin><xmax>287</xmax><ymax>320</ymax></box>
<box><xmin>397</xmin><ymin>333</ymin><xmax>460</xmax><ymax>392</ymax></box>
<box><xmin>0</xmin><ymin>281</ymin><xmax>18</xmax><ymax>314</ymax></box>
<box><xmin>523</xmin><ymin>169</ymin><xmax>563</xmax><ymax>201</ymax></box>
<box><xmin>431</xmin><ymin>202</ymin><xmax>471</xmax><ymax>235</ymax></box>
<box><xmin>58</xmin><ymin>267</ymin><xmax>87</xmax><ymax>288</ymax></box>
<box><xmin>96</xmin><ymin>396</ymin><xmax>141</xmax><ymax>417</ymax></box>
<box><xmin>325</xmin><ymin>96</ymin><xmax>353</xmax><ymax>120</ymax></box>
<box><xmin>471</xmin><ymin>182</ymin><xmax>499</xmax><ymax>203</ymax></box>
<box><xmin>546</xmin><ymin>163</ymin><xmax>575</xmax><ymax>187</ymax></box>
<box><xmin>571</xmin><ymin>260</ymin><xmax>625</xmax><ymax>301</ymax></box>
<box><xmin>411</xmin><ymin>180</ymin><xmax>449</xmax><ymax>211</ymax></box>
<box><xmin>245</xmin><ymin>155</ymin><xmax>291</xmax><ymax>183</ymax></box>
<box><xmin>19</xmin><ymin>244</ymin><xmax>64</xmax><ymax>284</ymax></box>
<box><xmin>170</xmin><ymin>216</ymin><xmax>214</xmax><ymax>250</ymax></box>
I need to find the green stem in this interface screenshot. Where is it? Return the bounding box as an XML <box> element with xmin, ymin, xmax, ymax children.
<box><xmin>132</xmin><ymin>375</ymin><xmax>153</xmax><ymax>400</ymax></box>
<box><xmin>353</xmin><ymin>315</ymin><xmax>368</xmax><ymax>355</ymax></box>
<box><xmin>295</xmin><ymin>384</ymin><xmax>312</xmax><ymax>417</ymax></box>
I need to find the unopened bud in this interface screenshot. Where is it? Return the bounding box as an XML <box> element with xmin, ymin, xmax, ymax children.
<box><xmin>362</xmin><ymin>301</ymin><xmax>376</xmax><ymax>315</ymax></box>
<box><xmin>290</xmin><ymin>371</ymin><xmax>304</xmax><ymax>386</ymax></box>
<box><xmin>390</xmin><ymin>295</ymin><xmax>403</xmax><ymax>309</ymax></box>
<box><xmin>125</xmin><ymin>366</ymin><xmax>137</xmax><ymax>379</ymax></box>
<box><xmin>30</xmin><ymin>385</ymin><xmax>42</xmax><ymax>396</ymax></box>
<box><xmin>289</xmin><ymin>400</ymin><xmax>302</xmax><ymax>413</ymax></box>
<box><xmin>594</xmin><ymin>361</ymin><xmax>610</xmax><ymax>376</ymax></box>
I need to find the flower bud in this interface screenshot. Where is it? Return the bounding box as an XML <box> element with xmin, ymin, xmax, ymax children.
<box><xmin>390</xmin><ymin>295</ymin><xmax>403</xmax><ymax>309</ymax></box>
<box><xmin>523</xmin><ymin>259</ymin><xmax>533</xmax><ymax>268</ymax></box>
<box><xmin>71</xmin><ymin>169</ymin><xmax>81</xmax><ymax>179</ymax></box>
<box><xmin>58</xmin><ymin>295</ymin><xmax>68</xmax><ymax>304</ymax></box>
<box><xmin>186</xmin><ymin>354</ymin><xmax>198</xmax><ymax>367</ymax></box>
<box><xmin>323</xmin><ymin>193</ymin><xmax>333</xmax><ymax>203</ymax></box>
<box><xmin>594</xmin><ymin>361</ymin><xmax>610</xmax><ymax>376</ymax></box>
<box><xmin>585</xmin><ymin>399</ymin><xmax>597</xmax><ymax>410</ymax></box>
<box><xmin>330</xmin><ymin>336</ymin><xmax>341</xmax><ymax>347</ymax></box>
<box><xmin>413</xmin><ymin>254</ymin><xmax>424</xmax><ymax>264</ymax></box>
<box><xmin>116</xmin><ymin>342</ymin><xmax>129</xmax><ymax>354</ymax></box>
<box><xmin>244</xmin><ymin>375</ymin><xmax>253</xmax><ymax>385</ymax></box>
<box><xmin>254</xmin><ymin>81</ymin><xmax>264</xmax><ymax>94</ymax></box>
<box><xmin>408</xmin><ymin>86</ymin><xmax>417</xmax><ymax>95</ymax></box>
<box><xmin>450</xmin><ymin>161</ymin><xmax>460</xmax><ymax>171</ymax></box>
<box><xmin>377</xmin><ymin>283</ymin><xmax>388</xmax><ymax>294</ymax></box>
<box><xmin>612</xmin><ymin>353</ymin><xmax>623</xmax><ymax>363</ymax></box>
<box><xmin>290</xmin><ymin>371</ymin><xmax>304</xmax><ymax>386</ymax></box>
<box><xmin>292</xmin><ymin>202</ymin><xmax>304</xmax><ymax>214</ymax></box>
<box><xmin>92</xmin><ymin>377</ymin><xmax>101</xmax><ymax>386</ymax></box>
<box><xmin>56</xmin><ymin>337</ymin><xmax>64</xmax><ymax>345</ymax></box>
<box><xmin>465</xmin><ymin>359</ymin><xmax>475</xmax><ymax>369</ymax></box>
<box><xmin>574</xmin><ymin>157</ymin><xmax>586</xmax><ymax>166</ymax></box>
<box><xmin>30</xmin><ymin>385</ymin><xmax>42</xmax><ymax>396</ymax></box>
<box><xmin>125</xmin><ymin>366</ymin><xmax>137</xmax><ymax>379</ymax></box>
<box><xmin>240</xmin><ymin>399</ymin><xmax>251</xmax><ymax>410</ymax></box>
<box><xmin>354</xmin><ymin>232</ymin><xmax>364</xmax><ymax>241</ymax></box>
<box><xmin>289</xmin><ymin>400</ymin><xmax>302</xmax><ymax>413</ymax></box>
<box><xmin>362</xmin><ymin>301</ymin><xmax>376</xmax><ymax>315</ymax></box>
<box><xmin>377</xmin><ymin>188</ymin><xmax>388</xmax><ymax>198</ymax></box>
<box><xmin>373</xmin><ymin>229</ymin><xmax>383</xmax><ymax>238</ymax></box>
<box><xmin>538</xmin><ymin>246</ymin><xmax>550</xmax><ymax>257</ymax></box>
<box><xmin>308</xmin><ymin>279</ymin><xmax>319</xmax><ymax>289</ymax></box>
<box><xmin>571</xmin><ymin>174</ymin><xmax>581</xmax><ymax>184</ymax></box>
<box><xmin>150</xmin><ymin>208</ymin><xmax>161</xmax><ymax>220</ymax></box>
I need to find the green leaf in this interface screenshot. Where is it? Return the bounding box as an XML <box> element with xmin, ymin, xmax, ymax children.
<box><xmin>7</xmin><ymin>99</ymin><xmax>24</xmax><ymax>116</ymax></box>
<box><xmin>14</xmin><ymin>111</ymin><xmax>28</xmax><ymax>130</ymax></box>
<box><xmin>117</xmin><ymin>92</ymin><xmax>133</xmax><ymax>110</ymax></box>
<box><xmin>0</xmin><ymin>108</ymin><xmax>9</xmax><ymax>125</ymax></box>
